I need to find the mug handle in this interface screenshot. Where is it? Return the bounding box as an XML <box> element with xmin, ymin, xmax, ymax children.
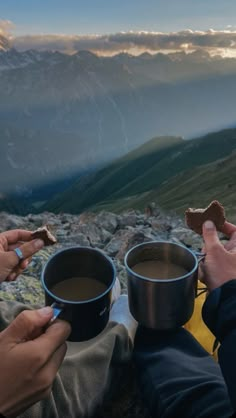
<box><xmin>193</xmin><ymin>251</ymin><xmax>207</xmax><ymax>298</ymax></box>
<box><xmin>194</xmin><ymin>251</ymin><xmax>206</xmax><ymax>263</ymax></box>
<box><xmin>50</xmin><ymin>302</ymin><xmax>65</xmax><ymax>322</ymax></box>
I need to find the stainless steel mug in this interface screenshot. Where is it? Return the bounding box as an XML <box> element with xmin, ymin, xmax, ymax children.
<box><xmin>124</xmin><ymin>241</ymin><xmax>202</xmax><ymax>330</ymax></box>
<box><xmin>41</xmin><ymin>246</ymin><xmax>116</xmax><ymax>341</ymax></box>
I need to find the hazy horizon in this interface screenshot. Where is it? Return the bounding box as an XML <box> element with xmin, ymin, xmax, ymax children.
<box><xmin>1</xmin><ymin>0</ymin><xmax>236</xmax><ymax>211</ymax></box>
<box><xmin>1</xmin><ymin>1</ymin><xmax>236</xmax><ymax>56</ymax></box>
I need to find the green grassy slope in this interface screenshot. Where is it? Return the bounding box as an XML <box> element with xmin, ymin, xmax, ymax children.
<box><xmin>44</xmin><ymin>128</ymin><xmax>236</xmax><ymax>215</ymax></box>
<box><xmin>44</xmin><ymin>136</ymin><xmax>183</xmax><ymax>213</ymax></box>
<box><xmin>93</xmin><ymin>151</ymin><xmax>236</xmax><ymax>222</ymax></box>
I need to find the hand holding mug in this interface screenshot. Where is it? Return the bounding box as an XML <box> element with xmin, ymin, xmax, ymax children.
<box><xmin>0</xmin><ymin>307</ymin><xmax>70</xmax><ymax>417</ymax></box>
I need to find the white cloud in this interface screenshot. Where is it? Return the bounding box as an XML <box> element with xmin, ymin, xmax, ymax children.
<box><xmin>6</xmin><ymin>27</ymin><xmax>236</xmax><ymax>55</ymax></box>
<box><xmin>0</xmin><ymin>19</ymin><xmax>14</xmax><ymax>36</ymax></box>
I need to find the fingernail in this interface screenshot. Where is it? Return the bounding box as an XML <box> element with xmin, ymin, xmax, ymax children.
<box><xmin>38</xmin><ymin>307</ymin><xmax>53</xmax><ymax>316</ymax></box>
<box><xmin>34</xmin><ymin>239</ymin><xmax>44</xmax><ymax>249</ymax></box>
<box><xmin>204</xmin><ymin>220</ymin><xmax>215</xmax><ymax>230</ymax></box>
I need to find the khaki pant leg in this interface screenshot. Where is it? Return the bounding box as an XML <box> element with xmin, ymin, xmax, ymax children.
<box><xmin>19</xmin><ymin>322</ymin><xmax>132</xmax><ymax>418</ymax></box>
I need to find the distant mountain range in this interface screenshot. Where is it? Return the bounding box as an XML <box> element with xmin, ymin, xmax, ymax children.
<box><xmin>44</xmin><ymin>128</ymin><xmax>236</xmax><ymax>220</ymax></box>
<box><xmin>1</xmin><ymin>38</ymin><xmax>236</xmax><ymax>203</ymax></box>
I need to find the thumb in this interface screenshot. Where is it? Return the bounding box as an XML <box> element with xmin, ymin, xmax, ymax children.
<box><xmin>202</xmin><ymin>220</ymin><xmax>222</xmax><ymax>253</ymax></box>
<box><xmin>2</xmin><ymin>307</ymin><xmax>53</xmax><ymax>343</ymax></box>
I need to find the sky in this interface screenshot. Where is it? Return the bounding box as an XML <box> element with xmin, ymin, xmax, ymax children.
<box><xmin>1</xmin><ymin>0</ymin><xmax>236</xmax><ymax>55</ymax></box>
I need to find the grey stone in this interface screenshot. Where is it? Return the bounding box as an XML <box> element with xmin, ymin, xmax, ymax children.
<box><xmin>78</xmin><ymin>222</ymin><xmax>103</xmax><ymax>247</ymax></box>
<box><xmin>105</xmin><ymin>230</ymin><xmax>129</xmax><ymax>257</ymax></box>
<box><xmin>95</xmin><ymin>211</ymin><xmax>118</xmax><ymax>233</ymax></box>
<box><xmin>118</xmin><ymin>211</ymin><xmax>137</xmax><ymax>228</ymax></box>
<box><xmin>65</xmin><ymin>233</ymin><xmax>90</xmax><ymax>246</ymax></box>
<box><xmin>171</xmin><ymin>227</ymin><xmax>203</xmax><ymax>250</ymax></box>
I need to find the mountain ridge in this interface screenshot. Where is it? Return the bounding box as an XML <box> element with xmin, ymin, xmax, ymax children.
<box><xmin>2</xmin><ymin>47</ymin><xmax>236</xmax><ymax>205</ymax></box>
<box><xmin>43</xmin><ymin>127</ymin><xmax>236</xmax><ymax>217</ymax></box>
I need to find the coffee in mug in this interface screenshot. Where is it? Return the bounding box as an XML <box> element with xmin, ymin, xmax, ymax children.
<box><xmin>50</xmin><ymin>277</ymin><xmax>108</xmax><ymax>301</ymax></box>
<box><xmin>131</xmin><ymin>260</ymin><xmax>188</xmax><ymax>280</ymax></box>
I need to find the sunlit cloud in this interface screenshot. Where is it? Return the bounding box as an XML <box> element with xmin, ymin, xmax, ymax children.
<box><xmin>0</xmin><ymin>20</ymin><xmax>13</xmax><ymax>50</ymax></box>
<box><xmin>3</xmin><ymin>23</ymin><xmax>236</xmax><ymax>56</ymax></box>
<box><xmin>0</xmin><ymin>19</ymin><xmax>14</xmax><ymax>36</ymax></box>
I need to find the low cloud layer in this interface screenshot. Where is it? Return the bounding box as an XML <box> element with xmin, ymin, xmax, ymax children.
<box><xmin>12</xmin><ymin>29</ymin><xmax>236</xmax><ymax>55</ymax></box>
<box><xmin>2</xmin><ymin>19</ymin><xmax>236</xmax><ymax>55</ymax></box>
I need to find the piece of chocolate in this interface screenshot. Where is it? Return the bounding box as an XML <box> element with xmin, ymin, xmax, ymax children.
<box><xmin>31</xmin><ymin>225</ymin><xmax>57</xmax><ymax>246</ymax></box>
<box><xmin>185</xmin><ymin>200</ymin><xmax>226</xmax><ymax>235</ymax></box>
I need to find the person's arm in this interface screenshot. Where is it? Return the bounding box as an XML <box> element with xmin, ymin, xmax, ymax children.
<box><xmin>202</xmin><ymin>280</ymin><xmax>236</xmax><ymax>410</ymax></box>
<box><xmin>0</xmin><ymin>229</ymin><xmax>45</xmax><ymax>282</ymax></box>
<box><xmin>0</xmin><ymin>307</ymin><xmax>71</xmax><ymax>418</ymax></box>
<box><xmin>0</xmin><ymin>229</ymin><xmax>70</xmax><ymax>417</ymax></box>
<box><xmin>200</xmin><ymin>220</ymin><xmax>236</xmax><ymax>410</ymax></box>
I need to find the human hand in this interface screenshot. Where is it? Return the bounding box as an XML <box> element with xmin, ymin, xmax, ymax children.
<box><xmin>0</xmin><ymin>229</ymin><xmax>45</xmax><ymax>282</ymax></box>
<box><xmin>200</xmin><ymin>220</ymin><xmax>236</xmax><ymax>291</ymax></box>
<box><xmin>0</xmin><ymin>307</ymin><xmax>71</xmax><ymax>418</ymax></box>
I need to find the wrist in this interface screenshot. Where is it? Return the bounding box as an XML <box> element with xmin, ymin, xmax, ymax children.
<box><xmin>206</xmin><ymin>277</ymin><xmax>236</xmax><ymax>292</ymax></box>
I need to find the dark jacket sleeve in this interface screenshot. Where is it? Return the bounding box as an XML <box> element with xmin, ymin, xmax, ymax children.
<box><xmin>202</xmin><ymin>280</ymin><xmax>236</xmax><ymax>411</ymax></box>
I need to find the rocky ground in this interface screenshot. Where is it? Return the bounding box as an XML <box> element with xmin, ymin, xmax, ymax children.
<box><xmin>0</xmin><ymin>207</ymin><xmax>203</xmax><ymax>303</ymax></box>
<box><xmin>0</xmin><ymin>206</ymin><xmax>203</xmax><ymax>418</ymax></box>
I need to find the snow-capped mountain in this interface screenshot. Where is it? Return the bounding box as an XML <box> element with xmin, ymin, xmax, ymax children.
<box><xmin>0</xmin><ymin>47</ymin><xmax>65</xmax><ymax>71</ymax></box>
<box><xmin>1</xmin><ymin>47</ymin><xmax>236</xmax><ymax>203</ymax></box>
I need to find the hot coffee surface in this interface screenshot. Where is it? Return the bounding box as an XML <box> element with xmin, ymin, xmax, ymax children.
<box><xmin>132</xmin><ymin>260</ymin><xmax>188</xmax><ymax>279</ymax></box>
<box><xmin>51</xmin><ymin>277</ymin><xmax>107</xmax><ymax>301</ymax></box>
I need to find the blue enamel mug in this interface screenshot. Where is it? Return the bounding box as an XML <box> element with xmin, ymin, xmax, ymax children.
<box><xmin>41</xmin><ymin>246</ymin><xmax>116</xmax><ymax>342</ymax></box>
